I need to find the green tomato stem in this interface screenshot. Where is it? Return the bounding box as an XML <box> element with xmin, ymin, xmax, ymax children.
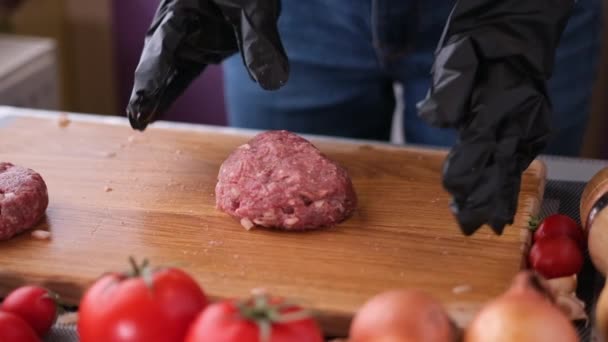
<box><xmin>528</xmin><ymin>216</ymin><xmax>541</xmax><ymax>232</ymax></box>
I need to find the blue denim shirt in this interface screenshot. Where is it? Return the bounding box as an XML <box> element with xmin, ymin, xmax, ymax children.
<box><xmin>223</xmin><ymin>0</ymin><xmax>602</xmax><ymax>156</ymax></box>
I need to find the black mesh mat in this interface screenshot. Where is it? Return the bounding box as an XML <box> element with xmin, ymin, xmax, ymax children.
<box><xmin>45</xmin><ymin>180</ymin><xmax>604</xmax><ymax>341</ymax></box>
<box><xmin>45</xmin><ymin>324</ymin><xmax>79</xmax><ymax>342</ymax></box>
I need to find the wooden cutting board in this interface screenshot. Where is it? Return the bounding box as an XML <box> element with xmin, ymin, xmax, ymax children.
<box><xmin>0</xmin><ymin>112</ymin><xmax>545</xmax><ymax>336</ymax></box>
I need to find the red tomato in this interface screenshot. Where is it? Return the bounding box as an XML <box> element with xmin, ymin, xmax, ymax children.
<box><xmin>185</xmin><ymin>293</ymin><xmax>323</xmax><ymax>342</ymax></box>
<box><xmin>534</xmin><ymin>214</ymin><xmax>585</xmax><ymax>249</ymax></box>
<box><xmin>528</xmin><ymin>236</ymin><xmax>584</xmax><ymax>279</ymax></box>
<box><xmin>0</xmin><ymin>285</ymin><xmax>58</xmax><ymax>337</ymax></box>
<box><xmin>0</xmin><ymin>311</ymin><xmax>41</xmax><ymax>342</ymax></box>
<box><xmin>77</xmin><ymin>259</ymin><xmax>208</xmax><ymax>342</ymax></box>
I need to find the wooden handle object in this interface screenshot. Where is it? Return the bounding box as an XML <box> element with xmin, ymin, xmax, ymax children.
<box><xmin>582</xmin><ymin>168</ymin><xmax>608</xmax><ymax>341</ymax></box>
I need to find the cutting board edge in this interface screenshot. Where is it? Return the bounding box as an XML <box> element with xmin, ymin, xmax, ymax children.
<box><xmin>518</xmin><ymin>158</ymin><xmax>547</xmax><ymax>269</ymax></box>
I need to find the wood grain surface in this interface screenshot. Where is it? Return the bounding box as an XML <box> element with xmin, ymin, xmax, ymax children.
<box><xmin>0</xmin><ymin>114</ymin><xmax>546</xmax><ymax>336</ymax></box>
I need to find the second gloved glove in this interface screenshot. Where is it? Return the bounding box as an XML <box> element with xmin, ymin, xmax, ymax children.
<box><xmin>417</xmin><ymin>0</ymin><xmax>575</xmax><ymax>235</ymax></box>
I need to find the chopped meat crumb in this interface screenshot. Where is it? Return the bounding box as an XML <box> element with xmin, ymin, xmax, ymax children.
<box><xmin>31</xmin><ymin>230</ymin><xmax>51</xmax><ymax>240</ymax></box>
<box><xmin>452</xmin><ymin>284</ymin><xmax>473</xmax><ymax>295</ymax></box>
<box><xmin>57</xmin><ymin>114</ymin><xmax>71</xmax><ymax>127</ymax></box>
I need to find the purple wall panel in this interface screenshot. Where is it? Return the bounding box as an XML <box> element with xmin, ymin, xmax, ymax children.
<box><xmin>110</xmin><ymin>0</ymin><xmax>227</xmax><ymax>126</ymax></box>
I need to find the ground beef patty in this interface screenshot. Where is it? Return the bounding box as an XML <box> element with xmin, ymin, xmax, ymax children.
<box><xmin>215</xmin><ymin>130</ymin><xmax>357</xmax><ymax>230</ymax></box>
<box><xmin>0</xmin><ymin>163</ymin><xmax>49</xmax><ymax>240</ymax></box>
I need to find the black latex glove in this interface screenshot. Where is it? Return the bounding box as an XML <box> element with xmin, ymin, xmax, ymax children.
<box><xmin>417</xmin><ymin>0</ymin><xmax>574</xmax><ymax>235</ymax></box>
<box><xmin>127</xmin><ymin>0</ymin><xmax>289</xmax><ymax>130</ymax></box>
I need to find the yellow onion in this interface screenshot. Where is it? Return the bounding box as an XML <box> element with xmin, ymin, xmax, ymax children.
<box><xmin>464</xmin><ymin>271</ymin><xmax>579</xmax><ymax>342</ymax></box>
<box><xmin>349</xmin><ymin>289</ymin><xmax>459</xmax><ymax>342</ymax></box>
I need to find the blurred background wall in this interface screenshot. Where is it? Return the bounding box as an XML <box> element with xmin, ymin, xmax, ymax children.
<box><xmin>10</xmin><ymin>0</ymin><xmax>226</xmax><ymax>126</ymax></box>
<box><xmin>12</xmin><ymin>0</ymin><xmax>117</xmax><ymax>115</ymax></box>
<box><xmin>581</xmin><ymin>2</ymin><xmax>608</xmax><ymax>158</ymax></box>
<box><xmin>5</xmin><ymin>0</ymin><xmax>608</xmax><ymax>158</ymax></box>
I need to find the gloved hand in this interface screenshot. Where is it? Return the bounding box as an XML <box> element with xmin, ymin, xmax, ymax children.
<box><xmin>417</xmin><ymin>0</ymin><xmax>575</xmax><ymax>235</ymax></box>
<box><xmin>126</xmin><ymin>0</ymin><xmax>289</xmax><ymax>130</ymax></box>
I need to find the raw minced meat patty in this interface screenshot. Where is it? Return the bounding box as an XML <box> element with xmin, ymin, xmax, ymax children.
<box><xmin>215</xmin><ymin>130</ymin><xmax>357</xmax><ymax>230</ymax></box>
<box><xmin>0</xmin><ymin>162</ymin><xmax>49</xmax><ymax>240</ymax></box>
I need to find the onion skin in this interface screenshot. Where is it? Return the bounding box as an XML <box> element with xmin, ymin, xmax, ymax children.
<box><xmin>349</xmin><ymin>289</ymin><xmax>458</xmax><ymax>342</ymax></box>
<box><xmin>547</xmin><ymin>275</ymin><xmax>577</xmax><ymax>296</ymax></box>
<box><xmin>465</xmin><ymin>271</ymin><xmax>579</xmax><ymax>342</ymax></box>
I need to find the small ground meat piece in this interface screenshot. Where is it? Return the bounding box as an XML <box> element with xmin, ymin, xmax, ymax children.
<box><xmin>215</xmin><ymin>130</ymin><xmax>357</xmax><ymax>230</ymax></box>
<box><xmin>0</xmin><ymin>163</ymin><xmax>49</xmax><ymax>240</ymax></box>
